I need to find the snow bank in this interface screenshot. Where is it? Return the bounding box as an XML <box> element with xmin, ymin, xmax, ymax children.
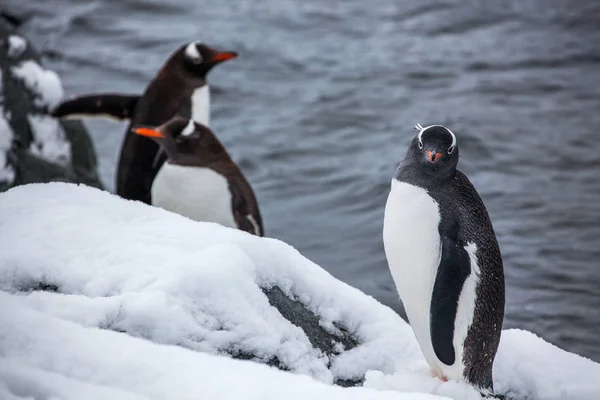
<box><xmin>0</xmin><ymin>291</ymin><xmax>440</xmax><ymax>400</ymax></box>
<box><xmin>365</xmin><ymin>329</ymin><xmax>600</xmax><ymax>400</ymax></box>
<box><xmin>493</xmin><ymin>330</ymin><xmax>600</xmax><ymax>400</ymax></box>
<box><xmin>0</xmin><ymin>182</ymin><xmax>421</xmax><ymax>386</ymax></box>
<box><xmin>0</xmin><ymin>183</ymin><xmax>598</xmax><ymax>400</ymax></box>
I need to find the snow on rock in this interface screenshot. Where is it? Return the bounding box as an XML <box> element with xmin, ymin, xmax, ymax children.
<box><xmin>26</xmin><ymin>114</ymin><xmax>70</xmax><ymax>165</ymax></box>
<box><xmin>7</xmin><ymin>52</ymin><xmax>70</xmax><ymax>164</ymax></box>
<box><xmin>0</xmin><ymin>182</ymin><xmax>421</xmax><ymax>387</ymax></box>
<box><xmin>1</xmin><ymin>183</ymin><xmax>599</xmax><ymax>400</ymax></box>
<box><xmin>7</xmin><ymin>34</ymin><xmax>27</xmax><ymax>58</ymax></box>
<box><xmin>0</xmin><ymin>292</ymin><xmax>441</xmax><ymax>400</ymax></box>
<box><xmin>0</xmin><ymin>293</ymin><xmax>441</xmax><ymax>400</ymax></box>
<box><xmin>11</xmin><ymin>59</ymin><xmax>64</xmax><ymax>109</ymax></box>
<box><xmin>0</xmin><ymin>182</ymin><xmax>440</xmax><ymax>400</ymax></box>
<box><xmin>0</xmin><ymin>69</ymin><xmax>15</xmax><ymax>185</ymax></box>
<box><xmin>0</xmin><ymin>17</ymin><xmax>102</xmax><ymax>190</ymax></box>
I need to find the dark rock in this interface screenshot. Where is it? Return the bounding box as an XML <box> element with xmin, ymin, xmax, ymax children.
<box><xmin>234</xmin><ymin>286</ymin><xmax>361</xmax><ymax>386</ymax></box>
<box><xmin>31</xmin><ymin>282</ymin><xmax>59</xmax><ymax>292</ymax></box>
<box><xmin>335</xmin><ymin>378</ymin><xmax>365</xmax><ymax>388</ymax></box>
<box><xmin>14</xmin><ymin>279</ymin><xmax>59</xmax><ymax>293</ymax></box>
<box><xmin>0</xmin><ymin>15</ymin><xmax>103</xmax><ymax>192</ymax></box>
<box><xmin>229</xmin><ymin>349</ymin><xmax>288</xmax><ymax>371</ymax></box>
<box><xmin>263</xmin><ymin>286</ymin><xmax>359</xmax><ymax>357</ymax></box>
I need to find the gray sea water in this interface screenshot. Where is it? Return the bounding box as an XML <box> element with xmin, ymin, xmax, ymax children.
<box><xmin>9</xmin><ymin>0</ymin><xmax>600</xmax><ymax>362</ymax></box>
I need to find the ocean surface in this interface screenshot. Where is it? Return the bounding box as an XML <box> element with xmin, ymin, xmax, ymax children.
<box><xmin>9</xmin><ymin>0</ymin><xmax>600</xmax><ymax>362</ymax></box>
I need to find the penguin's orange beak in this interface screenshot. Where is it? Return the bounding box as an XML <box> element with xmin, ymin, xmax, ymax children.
<box><xmin>132</xmin><ymin>127</ymin><xmax>164</xmax><ymax>138</ymax></box>
<box><xmin>211</xmin><ymin>51</ymin><xmax>237</xmax><ymax>63</ymax></box>
<box><xmin>426</xmin><ymin>151</ymin><xmax>443</xmax><ymax>163</ymax></box>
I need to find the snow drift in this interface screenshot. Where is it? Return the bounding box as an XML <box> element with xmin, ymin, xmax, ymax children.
<box><xmin>0</xmin><ymin>183</ymin><xmax>598</xmax><ymax>400</ymax></box>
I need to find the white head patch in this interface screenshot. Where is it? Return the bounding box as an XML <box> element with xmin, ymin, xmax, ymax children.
<box><xmin>181</xmin><ymin>119</ymin><xmax>195</xmax><ymax>136</ymax></box>
<box><xmin>414</xmin><ymin>123</ymin><xmax>457</xmax><ymax>151</ymax></box>
<box><xmin>185</xmin><ymin>42</ymin><xmax>202</xmax><ymax>62</ymax></box>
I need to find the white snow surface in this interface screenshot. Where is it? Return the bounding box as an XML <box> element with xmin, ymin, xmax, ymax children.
<box><xmin>0</xmin><ymin>292</ymin><xmax>441</xmax><ymax>400</ymax></box>
<box><xmin>366</xmin><ymin>329</ymin><xmax>600</xmax><ymax>400</ymax></box>
<box><xmin>11</xmin><ymin>60</ymin><xmax>64</xmax><ymax>108</ymax></box>
<box><xmin>0</xmin><ymin>183</ymin><xmax>599</xmax><ymax>400</ymax></box>
<box><xmin>26</xmin><ymin>114</ymin><xmax>71</xmax><ymax>164</ymax></box>
<box><xmin>7</xmin><ymin>35</ymin><xmax>27</xmax><ymax>58</ymax></box>
<box><xmin>8</xmin><ymin>59</ymin><xmax>71</xmax><ymax>165</ymax></box>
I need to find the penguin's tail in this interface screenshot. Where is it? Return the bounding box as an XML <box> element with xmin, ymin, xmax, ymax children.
<box><xmin>478</xmin><ymin>386</ymin><xmax>505</xmax><ymax>400</ymax></box>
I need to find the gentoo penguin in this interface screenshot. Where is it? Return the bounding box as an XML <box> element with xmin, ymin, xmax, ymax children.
<box><xmin>132</xmin><ymin>116</ymin><xmax>264</xmax><ymax>237</ymax></box>
<box><xmin>382</xmin><ymin>124</ymin><xmax>505</xmax><ymax>395</ymax></box>
<box><xmin>51</xmin><ymin>41</ymin><xmax>237</xmax><ymax>204</ymax></box>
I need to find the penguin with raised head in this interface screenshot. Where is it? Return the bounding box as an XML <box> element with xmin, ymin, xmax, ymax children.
<box><xmin>382</xmin><ymin>124</ymin><xmax>505</xmax><ymax>396</ymax></box>
<box><xmin>51</xmin><ymin>41</ymin><xmax>237</xmax><ymax>204</ymax></box>
<box><xmin>132</xmin><ymin>116</ymin><xmax>263</xmax><ymax>237</ymax></box>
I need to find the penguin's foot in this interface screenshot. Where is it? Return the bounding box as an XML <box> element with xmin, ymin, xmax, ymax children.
<box><xmin>430</xmin><ymin>367</ymin><xmax>448</xmax><ymax>382</ymax></box>
<box><xmin>483</xmin><ymin>394</ymin><xmax>504</xmax><ymax>399</ymax></box>
<box><xmin>477</xmin><ymin>387</ymin><xmax>504</xmax><ymax>399</ymax></box>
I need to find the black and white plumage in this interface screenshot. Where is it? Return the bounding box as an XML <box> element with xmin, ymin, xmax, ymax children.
<box><xmin>51</xmin><ymin>41</ymin><xmax>237</xmax><ymax>205</ymax></box>
<box><xmin>382</xmin><ymin>124</ymin><xmax>505</xmax><ymax>395</ymax></box>
<box><xmin>132</xmin><ymin>116</ymin><xmax>264</xmax><ymax>237</ymax></box>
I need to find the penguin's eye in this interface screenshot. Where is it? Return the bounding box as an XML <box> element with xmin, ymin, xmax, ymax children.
<box><xmin>418</xmin><ymin>141</ymin><xmax>423</xmax><ymax>150</ymax></box>
<box><xmin>447</xmin><ymin>146</ymin><xmax>455</xmax><ymax>154</ymax></box>
<box><xmin>190</xmin><ymin>54</ymin><xmax>203</xmax><ymax>64</ymax></box>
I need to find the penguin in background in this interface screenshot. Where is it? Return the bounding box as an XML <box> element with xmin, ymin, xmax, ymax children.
<box><xmin>382</xmin><ymin>124</ymin><xmax>505</xmax><ymax>396</ymax></box>
<box><xmin>131</xmin><ymin>116</ymin><xmax>264</xmax><ymax>237</ymax></box>
<box><xmin>51</xmin><ymin>41</ymin><xmax>237</xmax><ymax>204</ymax></box>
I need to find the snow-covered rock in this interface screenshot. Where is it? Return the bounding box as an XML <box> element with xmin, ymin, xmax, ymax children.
<box><xmin>0</xmin><ymin>15</ymin><xmax>103</xmax><ymax>192</ymax></box>
<box><xmin>0</xmin><ymin>183</ymin><xmax>599</xmax><ymax>400</ymax></box>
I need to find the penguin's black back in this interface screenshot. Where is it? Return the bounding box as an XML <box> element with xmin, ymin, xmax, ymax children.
<box><xmin>116</xmin><ymin>77</ymin><xmax>194</xmax><ymax>204</ymax></box>
<box><xmin>435</xmin><ymin>171</ymin><xmax>504</xmax><ymax>385</ymax></box>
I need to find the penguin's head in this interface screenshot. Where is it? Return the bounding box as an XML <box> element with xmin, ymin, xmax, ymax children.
<box><xmin>408</xmin><ymin>124</ymin><xmax>459</xmax><ymax>174</ymax></box>
<box><xmin>132</xmin><ymin>116</ymin><xmax>226</xmax><ymax>164</ymax></box>
<box><xmin>168</xmin><ymin>41</ymin><xmax>237</xmax><ymax>81</ymax></box>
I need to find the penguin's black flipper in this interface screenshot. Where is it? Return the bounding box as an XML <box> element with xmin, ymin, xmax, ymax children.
<box><xmin>229</xmin><ymin>182</ymin><xmax>264</xmax><ymax>237</ymax></box>
<box><xmin>51</xmin><ymin>94</ymin><xmax>140</xmax><ymax>121</ymax></box>
<box><xmin>430</xmin><ymin>236</ymin><xmax>471</xmax><ymax>366</ymax></box>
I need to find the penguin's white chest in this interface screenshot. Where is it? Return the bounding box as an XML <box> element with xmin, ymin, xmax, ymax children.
<box><xmin>151</xmin><ymin>163</ymin><xmax>236</xmax><ymax>229</ymax></box>
<box><xmin>382</xmin><ymin>179</ymin><xmax>444</xmax><ymax>373</ymax></box>
<box><xmin>383</xmin><ymin>179</ymin><xmax>481</xmax><ymax>382</ymax></box>
<box><xmin>191</xmin><ymin>85</ymin><xmax>210</xmax><ymax>126</ymax></box>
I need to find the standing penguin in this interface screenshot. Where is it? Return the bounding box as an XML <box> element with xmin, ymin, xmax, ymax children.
<box><xmin>51</xmin><ymin>41</ymin><xmax>237</xmax><ymax>204</ymax></box>
<box><xmin>382</xmin><ymin>124</ymin><xmax>504</xmax><ymax>395</ymax></box>
<box><xmin>132</xmin><ymin>116</ymin><xmax>263</xmax><ymax>237</ymax></box>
